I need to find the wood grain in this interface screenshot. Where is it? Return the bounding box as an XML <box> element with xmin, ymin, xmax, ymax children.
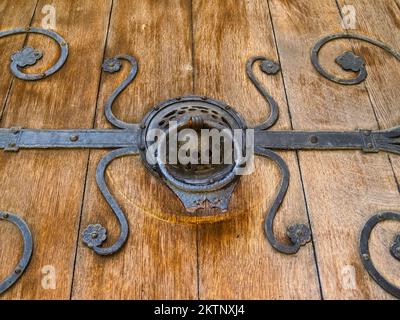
<box><xmin>269</xmin><ymin>0</ymin><xmax>399</xmax><ymax>299</ymax></box>
<box><xmin>0</xmin><ymin>0</ymin><xmax>112</xmax><ymax>299</ymax></box>
<box><xmin>71</xmin><ymin>0</ymin><xmax>198</xmax><ymax>299</ymax></box>
<box><xmin>193</xmin><ymin>0</ymin><xmax>321</xmax><ymax>299</ymax></box>
<box><xmin>337</xmin><ymin>0</ymin><xmax>400</xmax><ymax>293</ymax></box>
<box><xmin>0</xmin><ymin>0</ymin><xmax>37</xmax><ymax>299</ymax></box>
<box><xmin>0</xmin><ymin>0</ymin><xmax>37</xmax><ymax>118</ymax></box>
<box><xmin>1</xmin><ymin>0</ymin><xmax>399</xmax><ymax>300</ymax></box>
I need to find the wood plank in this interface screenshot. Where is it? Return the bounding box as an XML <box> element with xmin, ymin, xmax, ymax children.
<box><xmin>269</xmin><ymin>0</ymin><xmax>400</xmax><ymax>299</ymax></box>
<box><xmin>0</xmin><ymin>0</ymin><xmax>112</xmax><ymax>299</ymax></box>
<box><xmin>193</xmin><ymin>0</ymin><xmax>321</xmax><ymax>299</ymax></box>
<box><xmin>0</xmin><ymin>0</ymin><xmax>37</xmax><ymax>118</ymax></box>
<box><xmin>71</xmin><ymin>0</ymin><xmax>198</xmax><ymax>299</ymax></box>
<box><xmin>0</xmin><ymin>0</ymin><xmax>38</xmax><ymax>299</ymax></box>
<box><xmin>337</xmin><ymin>0</ymin><xmax>400</xmax><ymax>293</ymax></box>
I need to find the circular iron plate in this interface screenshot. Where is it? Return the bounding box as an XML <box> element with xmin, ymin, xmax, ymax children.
<box><xmin>139</xmin><ymin>96</ymin><xmax>246</xmax><ymax>193</ymax></box>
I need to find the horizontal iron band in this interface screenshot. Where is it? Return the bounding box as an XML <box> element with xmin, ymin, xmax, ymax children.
<box><xmin>1</xmin><ymin>128</ymin><xmax>395</xmax><ymax>155</ymax></box>
<box><xmin>0</xmin><ymin>128</ymin><xmax>140</xmax><ymax>150</ymax></box>
<box><xmin>255</xmin><ymin>130</ymin><xmax>375</xmax><ymax>151</ymax></box>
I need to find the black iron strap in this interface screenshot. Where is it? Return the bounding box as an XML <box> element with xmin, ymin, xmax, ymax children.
<box><xmin>0</xmin><ymin>128</ymin><xmax>139</xmax><ymax>150</ymax></box>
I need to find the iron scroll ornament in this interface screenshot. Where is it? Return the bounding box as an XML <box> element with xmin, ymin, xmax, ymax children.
<box><xmin>0</xmin><ymin>28</ymin><xmax>399</xmax><ymax>298</ymax></box>
<box><xmin>0</xmin><ymin>212</ymin><xmax>33</xmax><ymax>295</ymax></box>
<box><xmin>360</xmin><ymin>212</ymin><xmax>400</xmax><ymax>299</ymax></box>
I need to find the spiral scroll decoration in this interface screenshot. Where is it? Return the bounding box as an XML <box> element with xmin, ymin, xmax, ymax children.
<box><xmin>0</xmin><ymin>27</ymin><xmax>68</xmax><ymax>80</ymax></box>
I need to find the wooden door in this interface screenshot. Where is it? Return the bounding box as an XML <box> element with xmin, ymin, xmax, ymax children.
<box><xmin>0</xmin><ymin>0</ymin><xmax>399</xmax><ymax>299</ymax></box>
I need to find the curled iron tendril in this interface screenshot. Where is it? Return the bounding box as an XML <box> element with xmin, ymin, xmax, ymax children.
<box><xmin>249</xmin><ymin>56</ymin><xmax>311</xmax><ymax>254</ymax></box>
<box><xmin>0</xmin><ymin>212</ymin><xmax>33</xmax><ymax>295</ymax></box>
<box><xmin>360</xmin><ymin>212</ymin><xmax>400</xmax><ymax>299</ymax></box>
<box><xmin>82</xmin><ymin>147</ymin><xmax>138</xmax><ymax>255</ymax></box>
<box><xmin>102</xmin><ymin>55</ymin><xmax>139</xmax><ymax>129</ymax></box>
<box><xmin>255</xmin><ymin>147</ymin><xmax>311</xmax><ymax>254</ymax></box>
<box><xmin>0</xmin><ymin>27</ymin><xmax>68</xmax><ymax>80</ymax></box>
<box><xmin>311</xmin><ymin>33</ymin><xmax>400</xmax><ymax>85</ymax></box>
<box><xmin>246</xmin><ymin>56</ymin><xmax>280</xmax><ymax>130</ymax></box>
<box><xmin>82</xmin><ymin>55</ymin><xmax>140</xmax><ymax>255</ymax></box>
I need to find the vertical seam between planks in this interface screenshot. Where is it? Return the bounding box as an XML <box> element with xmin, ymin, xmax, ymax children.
<box><xmin>69</xmin><ymin>0</ymin><xmax>115</xmax><ymax>300</ymax></box>
<box><xmin>0</xmin><ymin>0</ymin><xmax>39</xmax><ymax>124</ymax></box>
<box><xmin>266</xmin><ymin>0</ymin><xmax>324</xmax><ymax>300</ymax></box>
<box><xmin>189</xmin><ymin>0</ymin><xmax>201</xmax><ymax>301</ymax></box>
<box><xmin>388</xmin><ymin>155</ymin><xmax>400</xmax><ymax>193</ymax></box>
<box><xmin>0</xmin><ymin>80</ymin><xmax>15</xmax><ymax>123</ymax></box>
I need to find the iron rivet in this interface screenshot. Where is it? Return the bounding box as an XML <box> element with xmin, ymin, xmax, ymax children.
<box><xmin>202</xmin><ymin>96</ymin><xmax>207</xmax><ymax>100</ymax></box>
<box><xmin>3</xmin><ymin>213</ymin><xmax>9</xmax><ymax>219</ymax></box>
<box><xmin>140</xmin><ymin>123</ymin><xmax>146</xmax><ymax>129</ymax></box>
<box><xmin>70</xmin><ymin>135</ymin><xmax>79</xmax><ymax>142</ymax></box>
<box><xmin>310</xmin><ymin>136</ymin><xmax>318</xmax><ymax>144</ymax></box>
<box><xmin>367</xmin><ymin>143</ymin><xmax>373</xmax><ymax>149</ymax></box>
<box><xmin>9</xmin><ymin>143</ymin><xmax>16</xmax><ymax>148</ymax></box>
<box><xmin>364</xmin><ymin>131</ymin><xmax>371</xmax><ymax>136</ymax></box>
<box><xmin>90</xmin><ymin>232</ymin><xmax>98</xmax><ymax>239</ymax></box>
<box><xmin>209</xmin><ymin>179</ymin><xmax>215</xmax><ymax>184</ymax></box>
<box><xmin>377</xmin><ymin>213</ymin><xmax>384</xmax><ymax>220</ymax></box>
<box><xmin>139</xmin><ymin>144</ymin><xmax>145</xmax><ymax>151</ymax></box>
<box><xmin>176</xmin><ymin>97</ymin><xmax>182</xmax><ymax>101</ymax></box>
<box><xmin>15</xmin><ymin>268</ymin><xmax>21</xmax><ymax>274</ymax></box>
<box><xmin>362</xmin><ymin>253</ymin><xmax>370</xmax><ymax>261</ymax></box>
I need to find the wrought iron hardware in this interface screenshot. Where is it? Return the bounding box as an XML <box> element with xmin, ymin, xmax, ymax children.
<box><xmin>0</xmin><ymin>28</ymin><xmax>399</xmax><ymax>298</ymax></box>
<box><xmin>0</xmin><ymin>212</ymin><xmax>32</xmax><ymax>295</ymax></box>
<box><xmin>360</xmin><ymin>212</ymin><xmax>400</xmax><ymax>299</ymax></box>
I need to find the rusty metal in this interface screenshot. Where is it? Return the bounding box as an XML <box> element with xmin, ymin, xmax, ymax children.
<box><xmin>1</xmin><ymin>27</ymin><xmax>400</xmax><ymax>297</ymax></box>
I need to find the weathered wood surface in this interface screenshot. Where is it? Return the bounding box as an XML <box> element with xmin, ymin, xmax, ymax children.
<box><xmin>0</xmin><ymin>0</ymin><xmax>112</xmax><ymax>299</ymax></box>
<box><xmin>72</xmin><ymin>0</ymin><xmax>198</xmax><ymax>299</ymax></box>
<box><xmin>193</xmin><ymin>0</ymin><xmax>320</xmax><ymax>299</ymax></box>
<box><xmin>337</xmin><ymin>0</ymin><xmax>400</xmax><ymax>295</ymax></box>
<box><xmin>269</xmin><ymin>0</ymin><xmax>399</xmax><ymax>299</ymax></box>
<box><xmin>0</xmin><ymin>0</ymin><xmax>398</xmax><ymax>299</ymax></box>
